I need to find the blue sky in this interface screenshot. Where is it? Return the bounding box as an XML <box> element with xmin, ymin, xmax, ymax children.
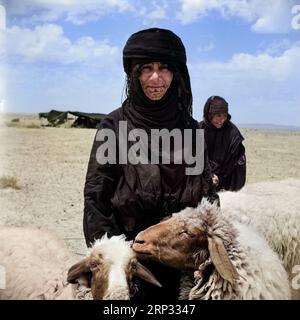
<box><xmin>0</xmin><ymin>0</ymin><xmax>299</xmax><ymax>126</ymax></box>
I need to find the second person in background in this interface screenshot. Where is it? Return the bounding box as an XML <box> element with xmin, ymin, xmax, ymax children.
<box><xmin>199</xmin><ymin>95</ymin><xmax>246</xmax><ymax>192</ymax></box>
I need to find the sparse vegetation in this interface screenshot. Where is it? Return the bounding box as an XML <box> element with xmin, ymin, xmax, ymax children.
<box><xmin>0</xmin><ymin>176</ymin><xmax>21</xmax><ymax>190</ymax></box>
<box><xmin>6</xmin><ymin>121</ymin><xmax>41</xmax><ymax>129</ymax></box>
<box><xmin>24</xmin><ymin>123</ymin><xmax>41</xmax><ymax>129</ymax></box>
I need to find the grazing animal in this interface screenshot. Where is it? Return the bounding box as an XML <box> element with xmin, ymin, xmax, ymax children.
<box><xmin>219</xmin><ymin>179</ymin><xmax>300</xmax><ymax>299</ymax></box>
<box><xmin>133</xmin><ymin>200</ymin><xmax>291</xmax><ymax>300</ymax></box>
<box><xmin>0</xmin><ymin>227</ymin><xmax>161</xmax><ymax>300</ymax></box>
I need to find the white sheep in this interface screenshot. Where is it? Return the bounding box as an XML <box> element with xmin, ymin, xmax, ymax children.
<box><xmin>0</xmin><ymin>227</ymin><xmax>161</xmax><ymax>300</ymax></box>
<box><xmin>133</xmin><ymin>200</ymin><xmax>291</xmax><ymax>300</ymax></box>
<box><xmin>219</xmin><ymin>178</ymin><xmax>300</xmax><ymax>298</ymax></box>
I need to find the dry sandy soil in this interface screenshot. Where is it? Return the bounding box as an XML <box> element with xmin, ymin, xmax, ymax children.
<box><xmin>1</xmin><ymin>114</ymin><xmax>300</xmax><ymax>256</ymax></box>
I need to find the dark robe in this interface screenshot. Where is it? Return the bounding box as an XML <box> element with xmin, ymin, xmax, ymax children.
<box><xmin>84</xmin><ymin>106</ymin><xmax>217</xmax><ymax>242</ymax></box>
<box><xmin>199</xmin><ymin>104</ymin><xmax>246</xmax><ymax>192</ymax></box>
<box><xmin>83</xmin><ymin>106</ymin><xmax>217</xmax><ymax>300</ymax></box>
<box><xmin>83</xmin><ymin>27</ymin><xmax>218</xmax><ymax>301</ymax></box>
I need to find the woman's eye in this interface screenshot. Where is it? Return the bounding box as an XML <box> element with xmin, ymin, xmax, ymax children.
<box><xmin>141</xmin><ymin>65</ymin><xmax>152</xmax><ymax>72</ymax></box>
<box><xmin>160</xmin><ymin>65</ymin><xmax>169</xmax><ymax>71</ymax></box>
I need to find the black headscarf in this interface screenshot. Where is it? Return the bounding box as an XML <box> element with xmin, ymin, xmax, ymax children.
<box><xmin>122</xmin><ymin>27</ymin><xmax>193</xmax><ymax>130</ymax></box>
<box><xmin>202</xmin><ymin>95</ymin><xmax>231</xmax><ymax>126</ymax></box>
<box><xmin>199</xmin><ymin>96</ymin><xmax>245</xmax><ymax>190</ymax></box>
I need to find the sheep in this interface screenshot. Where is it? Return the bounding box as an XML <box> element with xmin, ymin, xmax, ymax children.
<box><xmin>218</xmin><ymin>178</ymin><xmax>300</xmax><ymax>298</ymax></box>
<box><xmin>0</xmin><ymin>227</ymin><xmax>161</xmax><ymax>300</ymax></box>
<box><xmin>133</xmin><ymin>199</ymin><xmax>291</xmax><ymax>300</ymax></box>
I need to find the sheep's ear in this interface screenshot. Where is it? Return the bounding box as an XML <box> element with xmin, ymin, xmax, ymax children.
<box><xmin>208</xmin><ymin>236</ymin><xmax>239</xmax><ymax>284</ymax></box>
<box><xmin>67</xmin><ymin>258</ymin><xmax>92</xmax><ymax>287</ymax></box>
<box><xmin>134</xmin><ymin>262</ymin><xmax>162</xmax><ymax>288</ymax></box>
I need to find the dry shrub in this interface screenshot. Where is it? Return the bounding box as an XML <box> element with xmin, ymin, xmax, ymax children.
<box><xmin>0</xmin><ymin>176</ymin><xmax>21</xmax><ymax>190</ymax></box>
<box><xmin>6</xmin><ymin>121</ymin><xmax>41</xmax><ymax>129</ymax></box>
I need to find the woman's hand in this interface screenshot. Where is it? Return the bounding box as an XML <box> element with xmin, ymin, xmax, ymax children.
<box><xmin>212</xmin><ymin>174</ymin><xmax>219</xmax><ymax>186</ymax></box>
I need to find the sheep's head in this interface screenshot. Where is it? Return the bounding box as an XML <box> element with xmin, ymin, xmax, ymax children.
<box><xmin>133</xmin><ymin>200</ymin><xmax>240</xmax><ymax>284</ymax></box>
<box><xmin>67</xmin><ymin>235</ymin><xmax>161</xmax><ymax>300</ymax></box>
<box><xmin>133</xmin><ymin>207</ymin><xmax>208</xmax><ymax>269</ymax></box>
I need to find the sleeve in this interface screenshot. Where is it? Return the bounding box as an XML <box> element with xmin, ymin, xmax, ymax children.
<box><xmin>218</xmin><ymin>143</ymin><xmax>245</xmax><ymax>184</ymax></box>
<box><xmin>83</xmin><ymin>116</ymin><xmax>123</xmax><ymax>247</ymax></box>
<box><xmin>202</xmin><ymin>141</ymin><xmax>220</xmax><ymax>205</ymax></box>
<box><xmin>195</xmin><ymin>120</ymin><xmax>219</xmax><ymax>204</ymax></box>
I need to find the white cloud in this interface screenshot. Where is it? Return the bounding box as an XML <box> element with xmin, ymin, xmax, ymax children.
<box><xmin>0</xmin><ymin>62</ymin><xmax>6</xmax><ymax>113</ymax></box>
<box><xmin>190</xmin><ymin>41</ymin><xmax>300</xmax><ymax>125</ymax></box>
<box><xmin>177</xmin><ymin>0</ymin><xmax>298</xmax><ymax>33</ymax></box>
<box><xmin>4</xmin><ymin>0</ymin><xmax>172</xmax><ymax>26</ymax></box>
<box><xmin>0</xmin><ymin>4</ymin><xmax>5</xmax><ymax>111</ymax></box>
<box><xmin>201</xmin><ymin>50</ymin><xmax>296</xmax><ymax>81</ymax></box>
<box><xmin>197</xmin><ymin>41</ymin><xmax>215</xmax><ymax>53</ymax></box>
<box><xmin>193</xmin><ymin>41</ymin><xmax>300</xmax><ymax>83</ymax></box>
<box><xmin>124</xmin><ymin>0</ymin><xmax>169</xmax><ymax>26</ymax></box>
<box><xmin>0</xmin><ymin>4</ymin><xmax>6</xmax><ymax>30</ymax></box>
<box><xmin>0</xmin><ymin>98</ymin><xmax>5</xmax><ymax>112</ymax></box>
<box><xmin>5</xmin><ymin>62</ymin><xmax>125</xmax><ymax>114</ymax></box>
<box><xmin>3</xmin><ymin>0</ymin><xmax>299</xmax><ymax>33</ymax></box>
<box><xmin>260</xmin><ymin>38</ymin><xmax>293</xmax><ymax>56</ymax></box>
<box><xmin>5</xmin><ymin>0</ymin><xmax>132</xmax><ymax>25</ymax></box>
<box><xmin>6</xmin><ymin>24</ymin><xmax>119</xmax><ymax>67</ymax></box>
<box><xmin>148</xmin><ymin>5</ymin><xmax>167</xmax><ymax>21</ymax></box>
<box><xmin>177</xmin><ymin>0</ymin><xmax>212</xmax><ymax>23</ymax></box>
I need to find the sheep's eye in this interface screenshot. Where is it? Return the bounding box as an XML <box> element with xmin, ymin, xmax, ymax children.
<box><xmin>179</xmin><ymin>230</ymin><xmax>189</xmax><ymax>238</ymax></box>
<box><xmin>179</xmin><ymin>230</ymin><xmax>195</xmax><ymax>239</ymax></box>
<box><xmin>131</xmin><ymin>261</ymin><xmax>137</xmax><ymax>271</ymax></box>
<box><xmin>90</xmin><ymin>261</ymin><xmax>99</xmax><ymax>271</ymax></box>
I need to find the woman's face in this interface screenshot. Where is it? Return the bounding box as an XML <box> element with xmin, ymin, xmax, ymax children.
<box><xmin>210</xmin><ymin>113</ymin><xmax>227</xmax><ymax>128</ymax></box>
<box><xmin>138</xmin><ymin>62</ymin><xmax>173</xmax><ymax>101</ymax></box>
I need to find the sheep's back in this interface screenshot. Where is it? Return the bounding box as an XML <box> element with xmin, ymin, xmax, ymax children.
<box><xmin>232</xmin><ymin>221</ymin><xmax>291</xmax><ymax>299</ymax></box>
<box><xmin>0</xmin><ymin>227</ymin><xmax>76</xmax><ymax>299</ymax></box>
<box><xmin>220</xmin><ymin>178</ymin><xmax>300</xmax><ymax>275</ymax></box>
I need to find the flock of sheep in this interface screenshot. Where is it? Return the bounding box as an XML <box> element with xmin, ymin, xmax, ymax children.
<box><xmin>0</xmin><ymin>178</ymin><xmax>299</xmax><ymax>300</ymax></box>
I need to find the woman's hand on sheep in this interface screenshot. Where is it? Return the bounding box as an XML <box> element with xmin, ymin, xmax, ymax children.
<box><xmin>212</xmin><ymin>174</ymin><xmax>219</xmax><ymax>186</ymax></box>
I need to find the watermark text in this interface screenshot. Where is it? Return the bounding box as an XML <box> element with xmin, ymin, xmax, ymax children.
<box><xmin>291</xmin><ymin>5</ymin><xmax>300</xmax><ymax>30</ymax></box>
<box><xmin>96</xmin><ymin>121</ymin><xmax>204</xmax><ymax>175</ymax></box>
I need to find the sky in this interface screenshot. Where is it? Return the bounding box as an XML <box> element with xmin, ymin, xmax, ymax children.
<box><xmin>0</xmin><ymin>0</ymin><xmax>299</xmax><ymax>126</ymax></box>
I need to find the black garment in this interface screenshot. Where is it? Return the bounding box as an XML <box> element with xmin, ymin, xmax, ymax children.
<box><xmin>84</xmin><ymin>107</ymin><xmax>217</xmax><ymax>243</ymax></box>
<box><xmin>84</xmin><ymin>27</ymin><xmax>217</xmax><ymax>300</ymax></box>
<box><xmin>83</xmin><ymin>107</ymin><xmax>217</xmax><ymax>300</ymax></box>
<box><xmin>199</xmin><ymin>100</ymin><xmax>246</xmax><ymax>192</ymax></box>
<box><xmin>125</xmin><ymin>78</ymin><xmax>182</xmax><ymax>131</ymax></box>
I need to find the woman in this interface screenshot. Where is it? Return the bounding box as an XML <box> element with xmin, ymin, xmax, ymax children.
<box><xmin>83</xmin><ymin>28</ymin><xmax>217</xmax><ymax>300</ymax></box>
<box><xmin>199</xmin><ymin>95</ymin><xmax>246</xmax><ymax>192</ymax></box>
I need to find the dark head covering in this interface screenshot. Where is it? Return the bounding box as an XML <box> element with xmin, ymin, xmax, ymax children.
<box><xmin>122</xmin><ymin>28</ymin><xmax>193</xmax><ymax>128</ymax></box>
<box><xmin>209</xmin><ymin>97</ymin><xmax>228</xmax><ymax>114</ymax></box>
<box><xmin>123</xmin><ymin>28</ymin><xmax>187</xmax><ymax>75</ymax></box>
<box><xmin>203</xmin><ymin>96</ymin><xmax>231</xmax><ymax>125</ymax></box>
<box><xmin>199</xmin><ymin>95</ymin><xmax>245</xmax><ymax>192</ymax></box>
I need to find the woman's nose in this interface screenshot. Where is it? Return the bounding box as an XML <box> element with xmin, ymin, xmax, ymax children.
<box><xmin>149</xmin><ymin>71</ymin><xmax>160</xmax><ymax>80</ymax></box>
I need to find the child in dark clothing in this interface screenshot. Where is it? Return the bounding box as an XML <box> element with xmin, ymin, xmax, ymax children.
<box><xmin>199</xmin><ymin>95</ymin><xmax>246</xmax><ymax>191</ymax></box>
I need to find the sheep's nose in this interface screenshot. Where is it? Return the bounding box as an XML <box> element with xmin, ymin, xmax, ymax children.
<box><xmin>133</xmin><ymin>238</ymin><xmax>145</xmax><ymax>244</ymax></box>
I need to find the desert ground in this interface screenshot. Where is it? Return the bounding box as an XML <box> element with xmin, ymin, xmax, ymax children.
<box><xmin>1</xmin><ymin>113</ymin><xmax>300</xmax><ymax>257</ymax></box>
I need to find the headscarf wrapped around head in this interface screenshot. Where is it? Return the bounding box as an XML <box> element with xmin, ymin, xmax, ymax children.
<box><xmin>209</xmin><ymin>97</ymin><xmax>228</xmax><ymax>115</ymax></box>
<box><xmin>123</xmin><ymin>28</ymin><xmax>187</xmax><ymax>75</ymax></box>
<box><xmin>203</xmin><ymin>95</ymin><xmax>231</xmax><ymax>125</ymax></box>
<box><xmin>122</xmin><ymin>28</ymin><xmax>193</xmax><ymax>121</ymax></box>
